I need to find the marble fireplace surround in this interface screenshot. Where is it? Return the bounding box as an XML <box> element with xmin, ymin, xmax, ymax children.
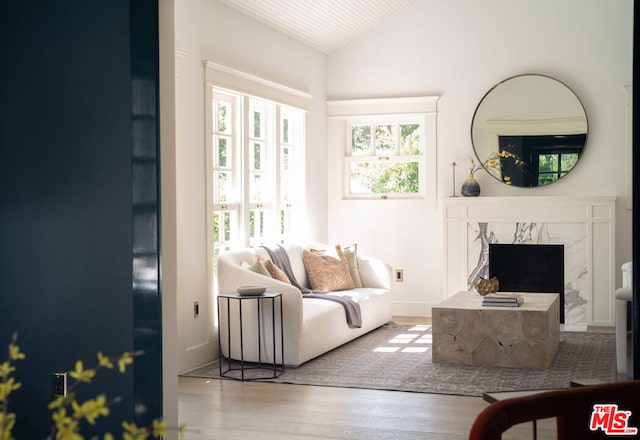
<box><xmin>443</xmin><ymin>196</ymin><xmax>616</xmax><ymax>328</ymax></box>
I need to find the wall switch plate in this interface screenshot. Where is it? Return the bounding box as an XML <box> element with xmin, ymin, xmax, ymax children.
<box><xmin>52</xmin><ymin>372</ymin><xmax>67</xmax><ymax>397</ymax></box>
<box><xmin>395</xmin><ymin>269</ymin><xmax>404</xmax><ymax>282</ymax></box>
<box><xmin>194</xmin><ymin>300</ymin><xmax>200</xmax><ymax>318</ymax></box>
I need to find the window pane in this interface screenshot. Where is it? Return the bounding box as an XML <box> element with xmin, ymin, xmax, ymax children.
<box><xmin>281</xmin><ymin>173</ymin><xmax>290</xmax><ymax>202</ymax></box>
<box><xmin>218</xmin><ymin>137</ymin><xmax>228</xmax><ymax>167</ymax></box>
<box><xmin>253</xmin><ymin>143</ymin><xmax>262</xmax><ymax>170</ymax></box>
<box><xmin>215</xmin><ymin>171</ymin><xmax>230</xmax><ymax>202</ymax></box>
<box><xmin>282</xmin><ymin>146</ymin><xmax>289</xmax><ymax>171</ymax></box>
<box><xmin>217</xmin><ymin>101</ymin><xmax>230</xmax><ymax>133</ymax></box>
<box><xmin>539</xmin><ymin>154</ymin><xmax>558</xmax><ymax>172</ymax></box>
<box><xmin>561</xmin><ymin>153</ymin><xmax>579</xmax><ymax>172</ymax></box>
<box><xmin>375</xmin><ymin>124</ymin><xmax>396</xmax><ymax>155</ymax></box>
<box><xmin>249</xmin><ymin>209</ymin><xmax>264</xmax><ymax>240</ymax></box>
<box><xmin>350</xmin><ymin>162</ymin><xmax>419</xmax><ymax>194</ymax></box>
<box><xmin>213</xmin><ymin>212</ymin><xmax>220</xmax><ymax>242</ymax></box>
<box><xmin>253</xmin><ymin>110</ymin><xmax>262</xmax><ymax>138</ymax></box>
<box><xmin>213</xmin><ymin>211</ymin><xmax>233</xmax><ymax>242</ymax></box>
<box><xmin>250</xmin><ymin>173</ymin><xmax>263</xmax><ymax>201</ymax></box>
<box><xmin>351</xmin><ymin>125</ymin><xmax>371</xmax><ymax>155</ymax></box>
<box><xmin>223</xmin><ymin>211</ymin><xmax>231</xmax><ymax>241</ymax></box>
<box><xmin>283</xmin><ymin>117</ymin><xmax>289</xmax><ymax>143</ymax></box>
<box><xmin>538</xmin><ymin>173</ymin><xmax>558</xmax><ymax>186</ymax></box>
<box><xmin>400</xmin><ymin>124</ymin><xmax>421</xmax><ymax>155</ymax></box>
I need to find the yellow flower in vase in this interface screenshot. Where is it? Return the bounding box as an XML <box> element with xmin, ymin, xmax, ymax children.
<box><xmin>467</xmin><ymin>148</ymin><xmax>525</xmax><ymax>187</ymax></box>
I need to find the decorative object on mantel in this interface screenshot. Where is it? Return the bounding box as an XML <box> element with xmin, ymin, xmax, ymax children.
<box><xmin>468</xmin><ymin>151</ymin><xmax>525</xmax><ymax>186</ymax></box>
<box><xmin>474</xmin><ymin>276</ymin><xmax>500</xmax><ymax>295</ymax></box>
<box><xmin>461</xmin><ymin>172</ymin><xmax>481</xmax><ymax>197</ymax></box>
<box><xmin>450</xmin><ymin>161</ymin><xmax>458</xmax><ymax>197</ymax></box>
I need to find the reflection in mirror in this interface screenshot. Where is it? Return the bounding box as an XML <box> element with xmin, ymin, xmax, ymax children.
<box><xmin>471</xmin><ymin>74</ymin><xmax>588</xmax><ymax>187</ymax></box>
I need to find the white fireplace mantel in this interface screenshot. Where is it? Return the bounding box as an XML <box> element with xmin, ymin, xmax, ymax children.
<box><xmin>442</xmin><ymin>196</ymin><xmax>616</xmax><ymax>327</ymax></box>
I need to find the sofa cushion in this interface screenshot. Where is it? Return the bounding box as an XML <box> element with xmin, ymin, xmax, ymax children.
<box><xmin>258</xmin><ymin>256</ymin><xmax>291</xmax><ymax>284</ymax></box>
<box><xmin>343</xmin><ymin>244</ymin><xmax>364</xmax><ymax>288</ymax></box>
<box><xmin>246</xmin><ymin>258</ymin><xmax>272</xmax><ymax>278</ymax></box>
<box><xmin>302</xmin><ymin>245</ymin><xmax>355</xmax><ymax>291</ymax></box>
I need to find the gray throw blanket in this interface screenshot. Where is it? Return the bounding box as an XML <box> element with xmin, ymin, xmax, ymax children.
<box><xmin>261</xmin><ymin>244</ymin><xmax>362</xmax><ymax>329</ymax></box>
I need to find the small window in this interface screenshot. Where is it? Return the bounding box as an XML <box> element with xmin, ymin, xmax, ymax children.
<box><xmin>345</xmin><ymin>116</ymin><xmax>428</xmax><ymax>199</ymax></box>
<box><xmin>328</xmin><ymin>96</ymin><xmax>438</xmax><ymax>204</ymax></box>
<box><xmin>346</xmin><ymin>119</ymin><xmax>423</xmax><ymax>196</ymax></box>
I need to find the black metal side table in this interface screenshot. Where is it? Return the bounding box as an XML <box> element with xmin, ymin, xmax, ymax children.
<box><xmin>217</xmin><ymin>292</ymin><xmax>285</xmax><ymax>380</ymax></box>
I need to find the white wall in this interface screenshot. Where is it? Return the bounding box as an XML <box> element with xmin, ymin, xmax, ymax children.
<box><xmin>159</xmin><ymin>0</ymin><xmax>179</xmax><ymax>434</ymax></box>
<box><xmin>174</xmin><ymin>0</ymin><xmax>327</xmax><ymax>372</ymax></box>
<box><xmin>326</xmin><ymin>0</ymin><xmax>633</xmax><ymax>316</ymax></box>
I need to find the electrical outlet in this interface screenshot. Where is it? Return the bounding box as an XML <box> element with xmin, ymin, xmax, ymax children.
<box><xmin>52</xmin><ymin>372</ymin><xmax>67</xmax><ymax>397</ymax></box>
<box><xmin>395</xmin><ymin>269</ymin><xmax>404</xmax><ymax>282</ymax></box>
<box><xmin>194</xmin><ymin>300</ymin><xmax>200</xmax><ymax>318</ymax></box>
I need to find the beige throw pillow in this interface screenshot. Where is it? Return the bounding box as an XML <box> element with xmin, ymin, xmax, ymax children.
<box><xmin>343</xmin><ymin>244</ymin><xmax>364</xmax><ymax>288</ymax></box>
<box><xmin>247</xmin><ymin>258</ymin><xmax>271</xmax><ymax>278</ymax></box>
<box><xmin>258</xmin><ymin>256</ymin><xmax>291</xmax><ymax>284</ymax></box>
<box><xmin>302</xmin><ymin>245</ymin><xmax>355</xmax><ymax>292</ymax></box>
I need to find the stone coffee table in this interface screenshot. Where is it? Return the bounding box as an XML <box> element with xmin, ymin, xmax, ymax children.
<box><xmin>432</xmin><ymin>291</ymin><xmax>560</xmax><ymax>368</ymax></box>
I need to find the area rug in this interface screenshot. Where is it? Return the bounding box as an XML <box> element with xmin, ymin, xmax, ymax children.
<box><xmin>181</xmin><ymin>322</ymin><xmax>623</xmax><ymax>397</ymax></box>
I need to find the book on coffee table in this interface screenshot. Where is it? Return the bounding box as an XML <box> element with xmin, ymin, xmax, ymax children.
<box><xmin>482</xmin><ymin>293</ymin><xmax>523</xmax><ymax>307</ymax></box>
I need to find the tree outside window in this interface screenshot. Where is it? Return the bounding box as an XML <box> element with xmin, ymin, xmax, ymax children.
<box><xmin>347</xmin><ymin>119</ymin><xmax>423</xmax><ymax>197</ymax></box>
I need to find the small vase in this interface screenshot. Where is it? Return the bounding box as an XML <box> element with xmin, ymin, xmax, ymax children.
<box><xmin>461</xmin><ymin>173</ymin><xmax>480</xmax><ymax>197</ymax></box>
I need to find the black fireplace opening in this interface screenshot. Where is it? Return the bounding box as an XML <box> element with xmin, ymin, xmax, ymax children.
<box><xmin>489</xmin><ymin>243</ymin><xmax>565</xmax><ymax>323</ymax></box>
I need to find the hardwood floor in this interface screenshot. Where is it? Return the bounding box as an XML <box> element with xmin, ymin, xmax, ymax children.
<box><xmin>178</xmin><ymin>316</ymin><xmax>560</xmax><ymax>439</ymax></box>
<box><xmin>178</xmin><ymin>378</ymin><xmax>558</xmax><ymax>439</ymax></box>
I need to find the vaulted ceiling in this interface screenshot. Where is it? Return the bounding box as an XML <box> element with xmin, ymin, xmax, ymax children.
<box><xmin>218</xmin><ymin>0</ymin><xmax>415</xmax><ymax>54</ymax></box>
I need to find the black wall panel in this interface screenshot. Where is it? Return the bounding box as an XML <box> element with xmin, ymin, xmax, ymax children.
<box><xmin>0</xmin><ymin>0</ymin><xmax>161</xmax><ymax>437</ymax></box>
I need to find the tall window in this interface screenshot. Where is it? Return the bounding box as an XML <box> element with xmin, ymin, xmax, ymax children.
<box><xmin>204</xmin><ymin>62</ymin><xmax>310</xmax><ymax>289</ymax></box>
<box><xmin>210</xmin><ymin>92</ymin><xmax>240</xmax><ymax>259</ymax></box>
<box><xmin>206</xmin><ymin>87</ymin><xmax>306</xmax><ymax>266</ymax></box>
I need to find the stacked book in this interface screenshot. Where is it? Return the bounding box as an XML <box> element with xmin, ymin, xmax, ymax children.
<box><xmin>482</xmin><ymin>293</ymin><xmax>523</xmax><ymax>307</ymax></box>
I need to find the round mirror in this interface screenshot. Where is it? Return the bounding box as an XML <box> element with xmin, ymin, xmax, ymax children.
<box><xmin>471</xmin><ymin>74</ymin><xmax>588</xmax><ymax>187</ymax></box>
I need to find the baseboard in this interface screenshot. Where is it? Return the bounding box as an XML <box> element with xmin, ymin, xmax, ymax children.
<box><xmin>179</xmin><ymin>341</ymin><xmax>218</xmax><ymax>374</ymax></box>
<box><xmin>392</xmin><ymin>301</ymin><xmax>433</xmax><ymax>318</ymax></box>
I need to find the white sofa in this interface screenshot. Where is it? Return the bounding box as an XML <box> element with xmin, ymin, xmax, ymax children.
<box><xmin>216</xmin><ymin>243</ymin><xmax>393</xmax><ymax>366</ymax></box>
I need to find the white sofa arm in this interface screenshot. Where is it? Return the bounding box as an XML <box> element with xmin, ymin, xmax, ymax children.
<box><xmin>217</xmin><ymin>250</ymin><xmax>303</xmax><ymax>332</ymax></box>
<box><xmin>357</xmin><ymin>254</ymin><xmax>393</xmax><ymax>291</ymax></box>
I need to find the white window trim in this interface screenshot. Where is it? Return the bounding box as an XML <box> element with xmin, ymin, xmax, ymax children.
<box><xmin>328</xmin><ymin>96</ymin><xmax>439</xmax><ymax>207</ymax></box>
<box><xmin>204</xmin><ymin>60</ymin><xmax>312</xmax><ymax>111</ymax></box>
